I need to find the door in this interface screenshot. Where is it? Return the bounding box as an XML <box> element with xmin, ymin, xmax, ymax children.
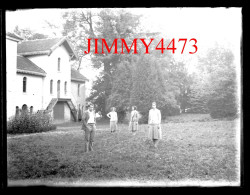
<box><xmin>57</xmin><ymin>80</ymin><xmax>60</xmax><ymax>98</ymax></box>
<box><xmin>53</xmin><ymin>101</ymin><xmax>64</xmax><ymax>120</ymax></box>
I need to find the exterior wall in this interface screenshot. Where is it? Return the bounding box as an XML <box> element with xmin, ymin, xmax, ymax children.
<box><xmin>71</xmin><ymin>81</ymin><xmax>86</xmax><ymax>112</ymax></box>
<box><xmin>6</xmin><ymin>39</ymin><xmax>86</xmax><ymax>123</ymax></box>
<box><xmin>14</xmin><ymin>73</ymin><xmax>44</xmax><ymax>114</ymax></box>
<box><xmin>6</xmin><ymin>38</ymin><xmax>18</xmax><ymax>119</ymax></box>
<box><xmin>27</xmin><ymin>45</ymin><xmax>72</xmax><ymax>109</ymax></box>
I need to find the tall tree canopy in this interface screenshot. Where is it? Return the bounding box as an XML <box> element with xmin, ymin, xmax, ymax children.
<box><xmin>185</xmin><ymin>45</ymin><xmax>238</xmax><ymax>118</ymax></box>
<box><xmin>62</xmin><ymin>9</ymin><xmax>239</xmax><ymax>121</ymax></box>
<box><xmin>199</xmin><ymin>46</ymin><xmax>238</xmax><ymax>118</ymax></box>
<box><xmin>129</xmin><ymin>54</ymin><xmax>180</xmax><ymax>123</ymax></box>
<box><xmin>62</xmin><ymin>8</ymin><xmax>142</xmax><ymax>116</ymax></box>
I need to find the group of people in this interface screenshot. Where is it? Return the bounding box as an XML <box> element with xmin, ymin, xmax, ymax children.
<box><xmin>81</xmin><ymin>102</ymin><xmax>162</xmax><ymax>152</ymax></box>
<box><xmin>106</xmin><ymin>106</ymin><xmax>139</xmax><ymax>135</ymax></box>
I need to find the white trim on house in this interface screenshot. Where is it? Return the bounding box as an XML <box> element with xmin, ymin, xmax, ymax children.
<box><xmin>71</xmin><ymin>78</ymin><xmax>87</xmax><ymax>83</ymax></box>
<box><xmin>6</xmin><ymin>34</ymin><xmax>23</xmax><ymax>42</ymax></box>
<box><xmin>18</xmin><ymin>50</ymin><xmax>51</xmax><ymax>56</ymax></box>
<box><xmin>17</xmin><ymin>69</ymin><xmax>47</xmax><ymax>77</ymax></box>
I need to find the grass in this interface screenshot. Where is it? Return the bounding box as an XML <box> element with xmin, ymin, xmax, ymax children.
<box><xmin>7</xmin><ymin>114</ymin><xmax>241</xmax><ymax>186</ymax></box>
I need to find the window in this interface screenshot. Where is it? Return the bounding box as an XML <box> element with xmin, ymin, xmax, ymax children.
<box><xmin>57</xmin><ymin>80</ymin><xmax>60</xmax><ymax>98</ymax></box>
<box><xmin>50</xmin><ymin>80</ymin><xmax>53</xmax><ymax>94</ymax></box>
<box><xmin>58</xmin><ymin>58</ymin><xmax>61</xmax><ymax>71</ymax></box>
<box><xmin>21</xmin><ymin>104</ymin><xmax>28</xmax><ymax>115</ymax></box>
<box><xmin>78</xmin><ymin>84</ymin><xmax>80</xmax><ymax>96</ymax></box>
<box><xmin>64</xmin><ymin>81</ymin><xmax>67</xmax><ymax>95</ymax></box>
<box><xmin>23</xmin><ymin>77</ymin><xmax>27</xmax><ymax>93</ymax></box>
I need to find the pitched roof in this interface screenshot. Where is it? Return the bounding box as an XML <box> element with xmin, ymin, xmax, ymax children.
<box><xmin>71</xmin><ymin>68</ymin><xmax>89</xmax><ymax>83</ymax></box>
<box><xmin>16</xmin><ymin>56</ymin><xmax>88</xmax><ymax>81</ymax></box>
<box><xmin>6</xmin><ymin>32</ymin><xmax>23</xmax><ymax>42</ymax></box>
<box><xmin>17</xmin><ymin>56</ymin><xmax>46</xmax><ymax>77</ymax></box>
<box><xmin>17</xmin><ymin>37</ymin><xmax>78</xmax><ymax>60</ymax></box>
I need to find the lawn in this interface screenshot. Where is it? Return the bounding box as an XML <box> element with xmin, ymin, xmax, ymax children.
<box><xmin>7</xmin><ymin>114</ymin><xmax>241</xmax><ymax>187</ymax></box>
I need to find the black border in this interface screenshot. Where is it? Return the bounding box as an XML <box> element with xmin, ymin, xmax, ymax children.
<box><xmin>0</xmin><ymin>4</ymin><xmax>246</xmax><ymax>192</ymax></box>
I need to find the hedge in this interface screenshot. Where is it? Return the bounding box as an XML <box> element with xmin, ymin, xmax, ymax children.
<box><xmin>7</xmin><ymin>112</ymin><xmax>57</xmax><ymax>134</ymax></box>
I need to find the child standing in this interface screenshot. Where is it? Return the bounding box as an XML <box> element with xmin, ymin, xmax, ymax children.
<box><xmin>129</xmin><ymin>106</ymin><xmax>139</xmax><ymax>135</ymax></box>
<box><xmin>107</xmin><ymin>107</ymin><xmax>118</xmax><ymax>132</ymax></box>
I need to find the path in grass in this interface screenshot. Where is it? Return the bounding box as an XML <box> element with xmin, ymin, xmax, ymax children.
<box><xmin>7</xmin><ymin>117</ymin><xmax>240</xmax><ymax>186</ymax></box>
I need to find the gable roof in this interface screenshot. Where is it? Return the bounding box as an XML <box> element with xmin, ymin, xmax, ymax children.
<box><xmin>16</xmin><ymin>56</ymin><xmax>88</xmax><ymax>81</ymax></box>
<box><xmin>17</xmin><ymin>56</ymin><xmax>46</xmax><ymax>77</ymax></box>
<box><xmin>6</xmin><ymin>32</ymin><xmax>23</xmax><ymax>42</ymax></box>
<box><xmin>17</xmin><ymin>37</ymin><xmax>78</xmax><ymax>60</ymax></box>
<box><xmin>71</xmin><ymin>68</ymin><xmax>89</xmax><ymax>83</ymax></box>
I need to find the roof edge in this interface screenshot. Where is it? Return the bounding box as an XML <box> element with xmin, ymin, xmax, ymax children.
<box><xmin>71</xmin><ymin>78</ymin><xmax>88</xmax><ymax>83</ymax></box>
<box><xmin>17</xmin><ymin>69</ymin><xmax>46</xmax><ymax>77</ymax></box>
<box><xmin>49</xmin><ymin>37</ymin><xmax>67</xmax><ymax>56</ymax></box>
<box><xmin>49</xmin><ymin>37</ymin><xmax>78</xmax><ymax>60</ymax></box>
<box><xmin>6</xmin><ymin>32</ymin><xmax>23</xmax><ymax>42</ymax></box>
<box><xmin>65</xmin><ymin>37</ymin><xmax>79</xmax><ymax>60</ymax></box>
<box><xmin>18</xmin><ymin>50</ymin><xmax>50</xmax><ymax>56</ymax></box>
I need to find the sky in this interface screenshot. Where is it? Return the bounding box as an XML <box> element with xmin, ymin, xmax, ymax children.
<box><xmin>6</xmin><ymin>8</ymin><xmax>242</xmax><ymax>96</ymax></box>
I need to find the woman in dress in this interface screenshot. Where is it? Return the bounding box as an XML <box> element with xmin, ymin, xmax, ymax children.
<box><xmin>148</xmin><ymin>102</ymin><xmax>162</xmax><ymax>148</ymax></box>
<box><xmin>129</xmin><ymin>106</ymin><xmax>139</xmax><ymax>135</ymax></box>
<box><xmin>107</xmin><ymin>107</ymin><xmax>118</xmax><ymax>133</ymax></box>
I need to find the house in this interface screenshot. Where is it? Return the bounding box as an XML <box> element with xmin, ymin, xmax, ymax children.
<box><xmin>6</xmin><ymin>33</ymin><xmax>89</xmax><ymax>123</ymax></box>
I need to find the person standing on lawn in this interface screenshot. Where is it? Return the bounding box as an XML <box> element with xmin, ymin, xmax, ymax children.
<box><xmin>148</xmin><ymin>102</ymin><xmax>162</xmax><ymax>148</ymax></box>
<box><xmin>107</xmin><ymin>107</ymin><xmax>118</xmax><ymax>133</ymax></box>
<box><xmin>129</xmin><ymin>106</ymin><xmax>139</xmax><ymax>135</ymax></box>
<box><xmin>81</xmin><ymin>104</ymin><xmax>101</xmax><ymax>152</ymax></box>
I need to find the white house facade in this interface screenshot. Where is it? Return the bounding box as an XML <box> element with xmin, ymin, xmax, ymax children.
<box><xmin>6</xmin><ymin>34</ymin><xmax>88</xmax><ymax>123</ymax></box>
<box><xmin>6</xmin><ymin>33</ymin><xmax>23</xmax><ymax>119</ymax></box>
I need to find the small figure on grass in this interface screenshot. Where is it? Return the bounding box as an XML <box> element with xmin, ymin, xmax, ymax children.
<box><xmin>107</xmin><ymin>107</ymin><xmax>118</xmax><ymax>133</ymax></box>
<box><xmin>148</xmin><ymin>102</ymin><xmax>162</xmax><ymax>149</ymax></box>
<box><xmin>129</xmin><ymin>106</ymin><xmax>139</xmax><ymax>135</ymax></box>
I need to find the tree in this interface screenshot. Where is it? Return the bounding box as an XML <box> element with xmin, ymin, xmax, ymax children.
<box><xmin>13</xmin><ymin>25</ymin><xmax>48</xmax><ymax>40</ymax></box>
<box><xmin>130</xmin><ymin>54</ymin><xmax>179</xmax><ymax>123</ymax></box>
<box><xmin>62</xmin><ymin>8</ymin><xmax>142</xmax><ymax>113</ymax></box>
<box><xmin>187</xmin><ymin>73</ymin><xmax>209</xmax><ymax>114</ymax></box>
<box><xmin>198</xmin><ymin>46</ymin><xmax>238</xmax><ymax>118</ymax></box>
<box><xmin>106</xmin><ymin>60</ymin><xmax>133</xmax><ymax>122</ymax></box>
<box><xmin>166</xmin><ymin>61</ymin><xmax>193</xmax><ymax>113</ymax></box>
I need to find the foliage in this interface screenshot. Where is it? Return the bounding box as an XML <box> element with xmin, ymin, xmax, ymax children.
<box><xmin>106</xmin><ymin>60</ymin><xmax>133</xmax><ymax>122</ymax></box>
<box><xmin>130</xmin><ymin>55</ymin><xmax>180</xmax><ymax>123</ymax></box>
<box><xmin>86</xmin><ymin>75</ymin><xmax>107</xmax><ymax>115</ymax></box>
<box><xmin>7</xmin><ymin>113</ymin><xmax>57</xmax><ymax>134</ymax></box>
<box><xmin>186</xmin><ymin>73</ymin><xmax>209</xmax><ymax>114</ymax></box>
<box><xmin>171</xmin><ymin>61</ymin><xmax>193</xmax><ymax>112</ymax></box>
<box><xmin>13</xmin><ymin>25</ymin><xmax>48</xmax><ymax>40</ymax></box>
<box><xmin>62</xmin><ymin>9</ymin><xmax>142</xmax><ymax>113</ymax></box>
<box><xmin>198</xmin><ymin>46</ymin><xmax>238</xmax><ymax>118</ymax></box>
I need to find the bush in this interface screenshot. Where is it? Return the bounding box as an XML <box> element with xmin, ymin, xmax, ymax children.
<box><xmin>161</xmin><ymin>104</ymin><xmax>181</xmax><ymax>117</ymax></box>
<box><xmin>185</xmin><ymin>106</ymin><xmax>209</xmax><ymax>114</ymax></box>
<box><xmin>207</xmin><ymin>97</ymin><xmax>238</xmax><ymax>119</ymax></box>
<box><xmin>7</xmin><ymin>113</ymin><xmax>57</xmax><ymax>134</ymax></box>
